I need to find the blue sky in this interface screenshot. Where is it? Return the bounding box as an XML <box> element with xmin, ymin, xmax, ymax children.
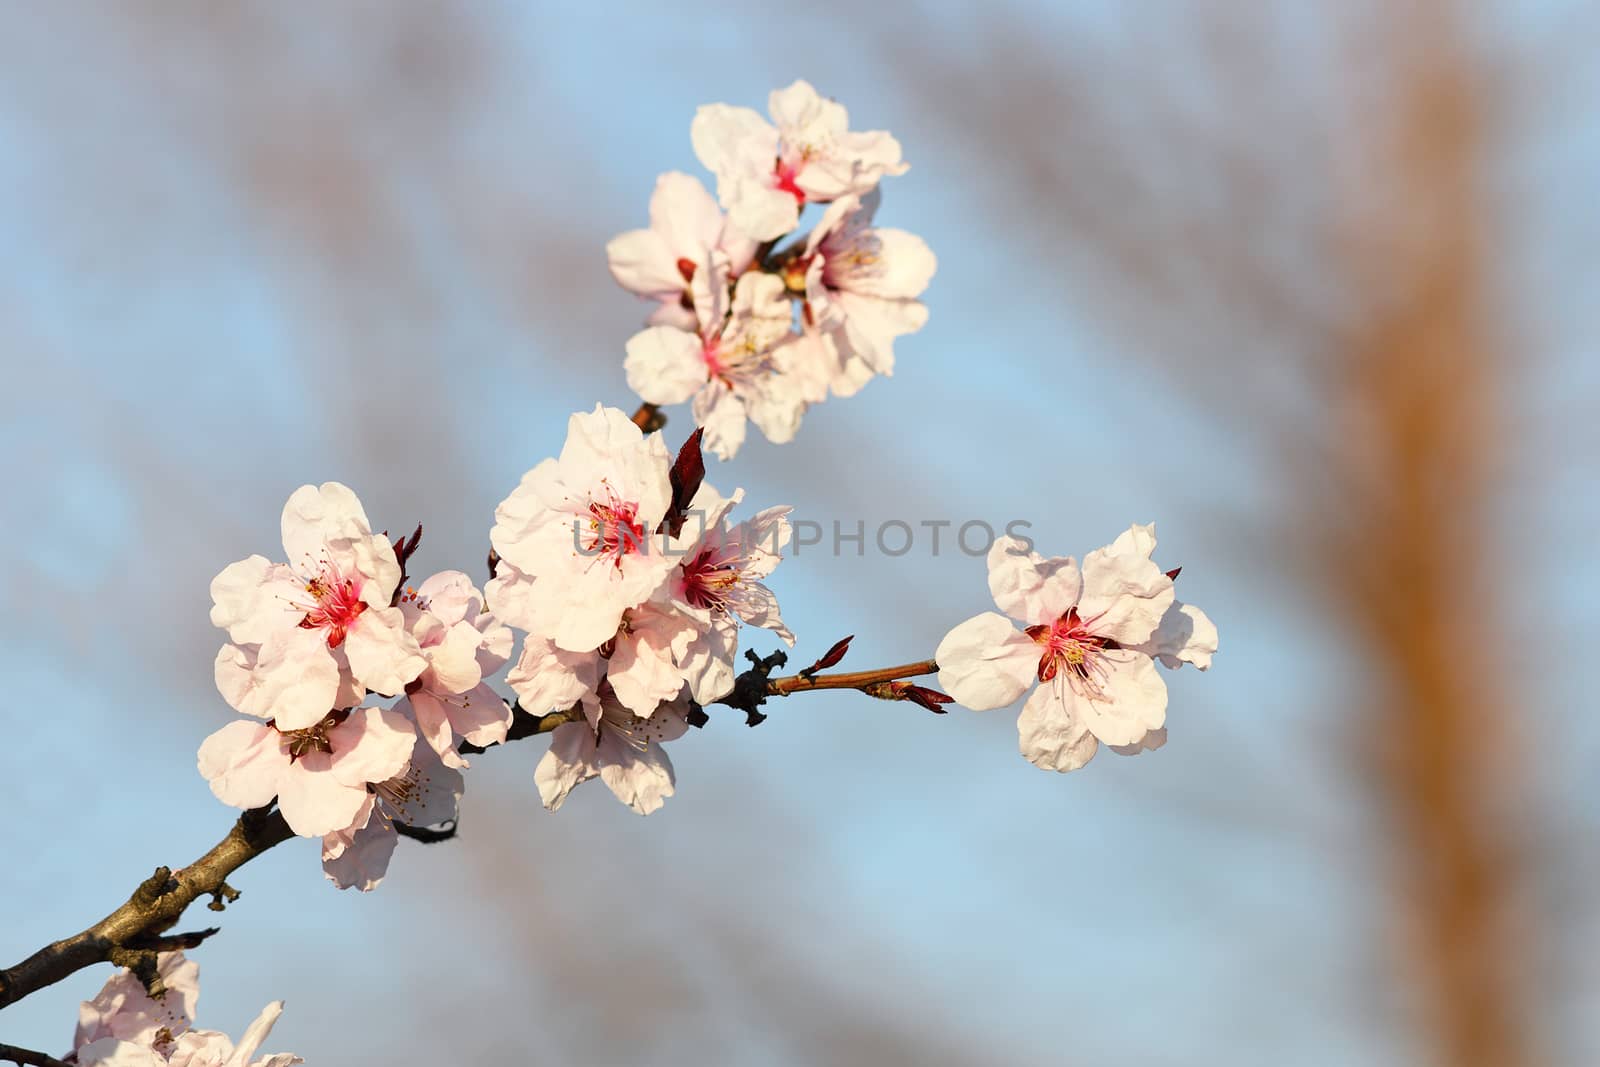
<box><xmin>1</xmin><ymin>4</ymin><xmax>1594</xmax><ymax>1065</ymax></box>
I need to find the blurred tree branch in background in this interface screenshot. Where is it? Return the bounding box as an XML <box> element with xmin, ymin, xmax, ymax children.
<box><xmin>871</xmin><ymin>1</ymin><xmax>1542</xmax><ymax>1064</ymax></box>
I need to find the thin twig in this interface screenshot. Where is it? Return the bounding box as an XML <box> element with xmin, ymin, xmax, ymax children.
<box><xmin>0</xmin><ymin>808</ymin><xmax>292</xmax><ymax>1010</ymax></box>
<box><xmin>768</xmin><ymin>659</ymin><xmax>939</xmax><ymax>696</ymax></box>
<box><xmin>0</xmin><ymin>1042</ymin><xmax>69</xmax><ymax>1067</ymax></box>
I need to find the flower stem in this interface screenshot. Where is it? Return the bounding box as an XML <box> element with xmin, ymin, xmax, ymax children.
<box><xmin>767</xmin><ymin>659</ymin><xmax>939</xmax><ymax>696</ymax></box>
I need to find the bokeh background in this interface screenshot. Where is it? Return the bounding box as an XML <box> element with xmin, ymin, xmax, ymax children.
<box><xmin>2</xmin><ymin>3</ymin><xmax>1596</xmax><ymax>1065</ymax></box>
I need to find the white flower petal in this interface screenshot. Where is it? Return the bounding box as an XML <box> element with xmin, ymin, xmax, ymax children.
<box><xmin>343</xmin><ymin>606</ymin><xmax>426</xmax><ymax>695</ymax></box>
<box><xmin>1076</xmin><ymin>649</ymin><xmax>1168</xmax><ymax>747</ymax></box>
<box><xmin>986</xmin><ymin>536</ymin><xmax>1081</xmax><ymax>624</ymax></box>
<box><xmin>535</xmin><ymin>722</ymin><xmax>600</xmax><ymax>812</ymax></box>
<box><xmin>935</xmin><ymin>612</ymin><xmax>1037</xmax><ymax>710</ymax></box>
<box><xmin>1078</xmin><ymin>532</ymin><xmax>1175</xmax><ymax>646</ymax></box>
<box><xmin>625</xmin><ymin>326</ymin><xmax>706</xmax><ymax>405</ymax></box>
<box><xmin>197</xmin><ymin>720</ymin><xmax>287</xmax><ymax>814</ymax></box>
<box><xmin>1017</xmin><ymin>683</ymin><xmax>1099</xmax><ymax>773</ymax></box>
<box><xmin>1135</xmin><ymin>600</ymin><xmax>1218</xmax><ymax>671</ymax></box>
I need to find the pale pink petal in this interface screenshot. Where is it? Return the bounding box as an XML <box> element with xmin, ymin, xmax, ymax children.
<box><xmin>986</xmin><ymin>536</ymin><xmax>1082</xmax><ymax>625</ymax></box>
<box><xmin>841</xmin><ymin>228</ymin><xmax>936</xmax><ymax>300</ymax></box>
<box><xmin>768</xmin><ymin>79</ymin><xmax>840</xmax><ymax>135</ymax></box>
<box><xmin>345</xmin><ymin>533</ymin><xmax>403</xmax><ymax>609</ymax></box>
<box><xmin>646</xmin><ymin>300</ymin><xmax>699</xmax><ymax>331</ymax></box>
<box><xmin>425</xmin><ymin>620</ymin><xmax>486</xmax><ymax>695</ymax></box>
<box><xmin>625</xmin><ymin>327</ymin><xmax>707</xmax><ymax>405</ymax></box>
<box><xmin>197</xmin><ymin>720</ymin><xmax>288</xmax><ymax>811</ymax></box>
<box><xmin>507</xmin><ymin>637</ymin><xmax>600</xmax><ymax>713</ymax></box>
<box><xmin>1017</xmin><ymin>683</ymin><xmax>1099</xmax><ymax>773</ymax></box>
<box><xmin>833</xmin><ymin>289</ymin><xmax>927</xmax><ymax>373</ymax></box>
<box><xmin>413</xmin><ymin>570</ymin><xmax>480</xmax><ymax>627</ymax></box>
<box><xmin>1078</xmin><ymin>534</ymin><xmax>1175</xmax><ymax>645</ymax></box>
<box><xmin>693</xmin><ymin>385</ymin><xmax>749</xmax><ymax>461</ymax></box>
<box><xmin>382</xmin><ymin>736</ymin><xmax>463</xmax><ymax>828</ymax></box>
<box><xmin>400</xmin><ymin>691</ymin><xmax>456</xmax><ymax>768</ymax></box>
<box><xmin>533</xmin><ymin>553</ymin><xmax>677</xmax><ymax>653</ymax></box>
<box><xmin>322</xmin><ymin>815</ymin><xmax>398</xmax><ymax>892</ymax></box>
<box><xmin>209</xmin><ymin>555</ymin><xmax>284</xmax><ymax>644</ymax></box>
<box><xmin>1108</xmin><ymin>522</ymin><xmax>1159</xmax><ymax>560</ymax></box>
<box><xmin>327</xmin><ymin>705</ymin><xmax>416</xmax><ymax>788</ymax></box>
<box><xmin>1108</xmin><ymin>728</ymin><xmax>1168</xmax><ymax>756</ymax></box>
<box><xmin>227</xmin><ymin>1001</ymin><xmax>287</xmax><ymax>1067</ymax></box>
<box><xmin>449</xmin><ymin>681</ymin><xmax>513</xmax><ymax>749</ymax></box>
<box><xmin>535</xmin><ymin>722</ymin><xmax>601</xmax><ymax>812</ymax></box>
<box><xmin>649</xmin><ymin>170</ymin><xmax>725</xmax><ymax>255</ymax></box>
<box><xmin>934</xmin><ymin>612</ymin><xmax>1038</xmax><ymax>710</ymax></box>
<box><xmin>691</xmin><ymin>103</ymin><xmax>776</xmax><ymax>183</ymax></box>
<box><xmin>1076</xmin><ymin>649</ymin><xmax>1169</xmax><ymax>747</ymax></box>
<box><xmin>214</xmin><ymin>632</ymin><xmax>339</xmax><ymax>729</ymax></box>
<box><xmin>279</xmin><ymin>482</ymin><xmax>372</xmax><ymax>572</ymax></box>
<box><xmin>605</xmin><ymin>227</ymin><xmax>679</xmax><ymax>298</ymax></box>
<box><xmin>484</xmin><ymin>559</ymin><xmax>539</xmax><ymax>633</ymax></box>
<box><xmin>745</xmin><ymin>382</ymin><xmax>808</xmax><ymax>446</ymax></box>
<box><xmin>680</xmin><ymin>614</ymin><xmax>739</xmax><ymax>705</ymax></box>
<box><xmin>1135</xmin><ymin>601</ymin><xmax>1218</xmax><ymax>671</ymax></box>
<box><xmin>596</xmin><ymin>734</ymin><xmax>677</xmax><ymax>816</ymax></box>
<box><xmin>608</xmin><ymin>633</ymin><xmax>688</xmax><ymax>718</ymax></box>
<box><xmin>827</xmin><ymin>351</ymin><xmax>877</xmax><ymax>398</ymax></box>
<box><xmin>76</xmin><ymin>1039</ymin><xmax>167</xmax><ymax>1067</ymax></box>
<box><xmin>343</xmin><ymin>605</ymin><xmax>426</xmax><ymax>696</ymax></box>
<box><xmin>275</xmin><ymin>753</ymin><xmax>369</xmax><ymax>838</ymax></box>
<box><xmin>726</xmin><ymin>181</ymin><xmax>802</xmax><ymax>242</ymax></box>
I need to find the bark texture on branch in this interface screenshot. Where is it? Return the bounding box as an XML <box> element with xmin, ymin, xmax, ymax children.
<box><xmin>0</xmin><ymin>808</ymin><xmax>292</xmax><ymax>1010</ymax></box>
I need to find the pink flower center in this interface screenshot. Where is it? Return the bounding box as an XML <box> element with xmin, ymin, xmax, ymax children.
<box><xmin>1026</xmin><ymin>609</ymin><xmax>1118</xmax><ymax>696</ymax></box>
<box><xmin>701</xmin><ymin>334</ymin><xmax>728</xmax><ymax>380</ymax></box>
<box><xmin>585</xmin><ymin>492</ymin><xmax>646</xmax><ymax>568</ymax></box>
<box><xmin>773</xmin><ymin>158</ymin><xmax>806</xmax><ymax>204</ymax></box>
<box><xmin>297</xmin><ymin>568</ymin><xmax>368</xmax><ymax>649</ymax></box>
<box><xmin>680</xmin><ymin>545</ymin><xmax>741</xmax><ymax>612</ymax></box>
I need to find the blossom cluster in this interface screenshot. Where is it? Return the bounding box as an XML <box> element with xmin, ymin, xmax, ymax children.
<box><xmin>198</xmin><ymin>405</ymin><xmax>797</xmax><ymax>881</ymax></box>
<box><xmin>66</xmin><ymin>951</ymin><xmax>299</xmax><ymax>1066</ymax></box>
<box><xmin>610</xmin><ymin>79</ymin><xmax>937</xmax><ymax>459</ymax></box>
<box><xmin>9</xmin><ymin>77</ymin><xmax>1229</xmax><ymax>1067</ymax></box>
<box><xmin>189</xmin><ymin>81</ymin><xmax>1218</xmax><ymax>903</ymax></box>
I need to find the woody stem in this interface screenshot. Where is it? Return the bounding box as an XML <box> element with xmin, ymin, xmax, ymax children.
<box><xmin>767</xmin><ymin>659</ymin><xmax>940</xmax><ymax>696</ymax></box>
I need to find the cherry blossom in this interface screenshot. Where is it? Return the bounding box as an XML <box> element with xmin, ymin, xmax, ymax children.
<box><xmin>504</xmin><ymin>632</ymin><xmax>603</xmax><ymax>715</ymax></box>
<box><xmin>487</xmin><ymin>405</ymin><xmax>677</xmax><ymax>652</ymax></box>
<box><xmin>692</xmin><ymin>79</ymin><xmax>908</xmax><ymax>241</ymax></box>
<box><xmin>606</xmin><ymin>171</ymin><xmax>758</xmax><ymax>331</ymax></box>
<box><xmin>322</xmin><ymin>733</ymin><xmax>463</xmax><ymax>891</ymax></box>
<box><xmin>624</xmin><ymin>267</ymin><xmax>804</xmax><ymax>459</ymax></box>
<box><xmin>76</xmin><ymin>1003</ymin><xmax>300</xmax><ymax>1067</ymax></box>
<box><xmin>785</xmin><ymin>189</ymin><xmax>936</xmax><ymax>396</ymax></box>
<box><xmin>535</xmin><ymin>684</ymin><xmax>693</xmax><ymax>815</ymax></box>
<box><xmin>395</xmin><ymin>570</ymin><xmax>514</xmax><ymax>768</ymax></box>
<box><xmin>659</xmin><ymin>485</ymin><xmax>794</xmax><ymax>703</ymax></box>
<box><xmin>70</xmin><ymin>955</ymin><xmax>299</xmax><ymax>1067</ymax></box>
<box><xmin>506</xmin><ymin>603</ymin><xmax>693</xmax><ymax>720</ymax></box>
<box><xmin>936</xmin><ymin>526</ymin><xmax>1215</xmax><ymax>772</ymax></box>
<box><xmin>74</xmin><ymin>951</ymin><xmax>198</xmax><ymax>1055</ymax></box>
<box><xmin>197</xmin><ymin>705</ymin><xmax>416</xmax><ymax>837</ymax></box>
<box><xmin>209</xmin><ymin>482</ymin><xmax>425</xmax><ymax>729</ymax></box>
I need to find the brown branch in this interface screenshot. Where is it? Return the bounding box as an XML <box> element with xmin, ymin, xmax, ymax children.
<box><xmin>0</xmin><ymin>807</ymin><xmax>292</xmax><ymax>1010</ymax></box>
<box><xmin>767</xmin><ymin>660</ymin><xmax>939</xmax><ymax>696</ymax></box>
<box><xmin>0</xmin><ymin>651</ymin><xmax>941</xmax><ymax>1013</ymax></box>
<box><xmin>708</xmin><ymin>648</ymin><xmax>944</xmax><ymax>726</ymax></box>
<box><xmin>629</xmin><ymin>402</ymin><xmax>664</xmax><ymax>432</ymax></box>
<box><xmin>0</xmin><ymin>1043</ymin><xmax>69</xmax><ymax>1067</ymax></box>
